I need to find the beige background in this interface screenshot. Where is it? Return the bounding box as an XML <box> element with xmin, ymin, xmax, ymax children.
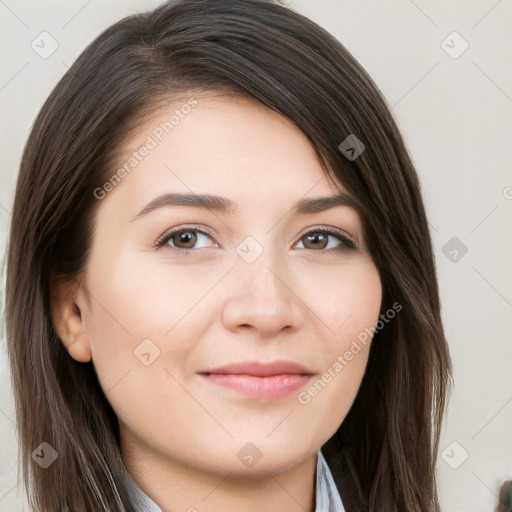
<box><xmin>1</xmin><ymin>1</ymin><xmax>511</xmax><ymax>510</ymax></box>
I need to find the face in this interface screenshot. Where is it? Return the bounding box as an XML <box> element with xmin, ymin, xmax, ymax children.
<box><xmin>67</xmin><ymin>93</ymin><xmax>382</xmax><ymax>477</ymax></box>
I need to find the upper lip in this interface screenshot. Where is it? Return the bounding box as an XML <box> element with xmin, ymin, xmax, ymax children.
<box><xmin>199</xmin><ymin>360</ymin><xmax>314</xmax><ymax>377</ymax></box>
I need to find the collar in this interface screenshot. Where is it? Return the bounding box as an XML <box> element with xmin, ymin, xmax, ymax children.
<box><xmin>315</xmin><ymin>449</ymin><xmax>346</xmax><ymax>512</ymax></box>
<box><xmin>123</xmin><ymin>448</ymin><xmax>345</xmax><ymax>512</ymax></box>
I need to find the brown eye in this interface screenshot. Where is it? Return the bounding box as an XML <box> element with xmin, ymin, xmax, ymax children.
<box><xmin>155</xmin><ymin>227</ymin><xmax>216</xmax><ymax>252</ymax></box>
<box><xmin>302</xmin><ymin>232</ymin><xmax>329</xmax><ymax>250</ymax></box>
<box><xmin>171</xmin><ymin>230</ymin><xmax>197</xmax><ymax>249</ymax></box>
<box><xmin>296</xmin><ymin>229</ymin><xmax>357</xmax><ymax>253</ymax></box>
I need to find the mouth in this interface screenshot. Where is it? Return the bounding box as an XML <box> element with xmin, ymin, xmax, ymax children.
<box><xmin>198</xmin><ymin>360</ymin><xmax>315</xmax><ymax>400</ymax></box>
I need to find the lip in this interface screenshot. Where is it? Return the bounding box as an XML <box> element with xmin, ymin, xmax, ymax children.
<box><xmin>199</xmin><ymin>360</ymin><xmax>315</xmax><ymax>400</ymax></box>
<box><xmin>200</xmin><ymin>360</ymin><xmax>313</xmax><ymax>377</ymax></box>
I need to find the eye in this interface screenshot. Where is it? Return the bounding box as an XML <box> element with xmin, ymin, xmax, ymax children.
<box><xmin>295</xmin><ymin>228</ymin><xmax>357</xmax><ymax>253</ymax></box>
<box><xmin>155</xmin><ymin>226</ymin><xmax>217</xmax><ymax>253</ymax></box>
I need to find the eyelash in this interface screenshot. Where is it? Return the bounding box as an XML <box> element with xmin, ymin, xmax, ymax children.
<box><xmin>154</xmin><ymin>225</ymin><xmax>358</xmax><ymax>255</ymax></box>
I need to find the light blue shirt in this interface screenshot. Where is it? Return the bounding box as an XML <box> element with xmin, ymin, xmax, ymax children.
<box><xmin>123</xmin><ymin>449</ymin><xmax>346</xmax><ymax>511</ymax></box>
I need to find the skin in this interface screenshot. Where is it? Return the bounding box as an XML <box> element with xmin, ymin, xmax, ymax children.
<box><xmin>51</xmin><ymin>93</ymin><xmax>382</xmax><ymax>512</ymax></box>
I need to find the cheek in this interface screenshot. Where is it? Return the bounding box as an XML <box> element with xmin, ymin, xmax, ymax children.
<box><xmin>90</xmin><ymin>250</ymin><xmax>229</xmax><ymax>336</ymax></box>
<box><xmin>298</xmin><ymin>260</ymin><xmax>382</xmax><ymax>429</ymax></box>
<box><xmin>81</xmin><ymin>251</ymin><xmax>223</xmax><ymax>401</ymax></box>
<box><xmin>305</xmin><ymin>257</ymin><xmax>382</xmax><ymax>342</ymax></box>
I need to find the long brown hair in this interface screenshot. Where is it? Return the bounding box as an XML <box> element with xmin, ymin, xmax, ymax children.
<box><xmin>5</xmin><ymin>0</ymin><xmax>452</xmax><ymax>510</ymax></box>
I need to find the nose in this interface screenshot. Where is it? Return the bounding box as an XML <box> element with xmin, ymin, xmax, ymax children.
<box><xmin>220</xmin><ymin>249</ymin><xmax>306</xmax><ymax>338</ymax></box>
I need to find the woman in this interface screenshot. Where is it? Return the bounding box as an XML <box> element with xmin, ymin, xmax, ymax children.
<box><xmin>5</xmin><ymin>0</ymin><xmax>452</xmax><ymax>510</ymax></box>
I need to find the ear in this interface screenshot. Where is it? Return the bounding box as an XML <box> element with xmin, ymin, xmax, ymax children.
<box><xmin>50</xmin><ymin>273</ymin><xmax>92</xmax><ymax>363</ymax></box>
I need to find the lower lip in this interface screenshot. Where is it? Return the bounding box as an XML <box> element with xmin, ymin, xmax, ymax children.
<box><xmin>200</xmin><ymin>373</ymin><xmax>313</xmax><ymax>399</ymax></box>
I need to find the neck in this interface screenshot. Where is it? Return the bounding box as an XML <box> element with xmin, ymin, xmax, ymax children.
<box><xmin>120</xmin><ymin>428</ymin><xmax>318</xmax><ymax>512</ymax></box>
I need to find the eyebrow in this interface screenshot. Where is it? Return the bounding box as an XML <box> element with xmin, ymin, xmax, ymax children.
<box><xmin>131</xmin><ymin>192</ymin><xmax>357</xmax><ymax>221</ymax></box>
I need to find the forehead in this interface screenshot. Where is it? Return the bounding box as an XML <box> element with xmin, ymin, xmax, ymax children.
<box><xmin>112</xmin><ymin>93</ymin><xmax>343</xmax><ymax>199</ymax></box>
